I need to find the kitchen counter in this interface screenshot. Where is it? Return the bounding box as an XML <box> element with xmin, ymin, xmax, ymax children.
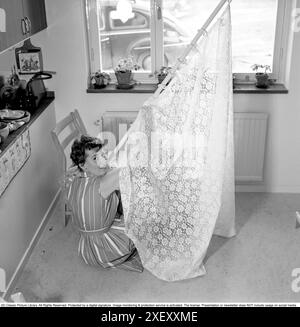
<box><xmin>0</xmin><ymin>93</ymin><xmax>61</xmax><ymax>297</ymax></box>
<box><xmin>0</xmin><ymin>91</ymin><xmax>55</xmax><ymax>158</ymax></box>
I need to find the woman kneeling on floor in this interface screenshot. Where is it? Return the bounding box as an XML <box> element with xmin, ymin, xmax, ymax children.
<box><xmin>63</xmin><ymin>135</ymin><xmax>143</xmax><ymax>273</ymax></box>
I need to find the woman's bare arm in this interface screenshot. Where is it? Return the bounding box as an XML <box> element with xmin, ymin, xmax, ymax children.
<box><xmin>99</xmin><ymin>168</ymin><xmax>121</xmax><ymax>198</ymax></box>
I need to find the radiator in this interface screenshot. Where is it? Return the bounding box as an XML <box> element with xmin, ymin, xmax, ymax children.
<box><xmin>99</xmin><ymin>111</ymin><xmax>138</xmax><ymax>151</ymax></box>
<box><xmin>234</xmin><ymin>113</ymin><xmax>268</xmax><ymax>183</ymax></box>
<box><xmin>98</xmin><ymin>111</ymin><xmax>268</xmax><ymax>183</ymax></box>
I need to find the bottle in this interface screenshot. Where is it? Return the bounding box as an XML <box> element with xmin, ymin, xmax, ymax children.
<box><xmin>25</xmin><ymin>84</ymin><xmax>37</xmax><ymax>112</ymax></box>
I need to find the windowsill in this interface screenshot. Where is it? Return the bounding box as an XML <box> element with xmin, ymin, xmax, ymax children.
<box><xmin>87</xmin><ymin>84</ymin><xmax>157</xmax><ymax>94</ymax></box>
<box><xmin>86</xmin><ymin>83</ymin><xmax>288</xmax><ymax>94</ymax></box>
<box><xmin>233</xmin><ymin>83</ymin><xmax>288</xmax><ymax>94</ymax></box>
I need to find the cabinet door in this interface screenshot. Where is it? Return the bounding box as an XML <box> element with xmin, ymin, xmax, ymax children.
<box><xmin>0</xmin><ymin>0</ymin><xmax>25</xmax><ymax>52</ymax></box>
<box><xmin>22</xmin><ymin>0</ymin><xmax>47</xmax><ymax>36</ymax></box>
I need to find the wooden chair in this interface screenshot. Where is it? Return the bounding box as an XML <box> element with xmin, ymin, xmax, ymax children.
<box><xmin>51</xmin><ymin>109</ymin><xmax>87</xmax><ymax>226</ymax></box>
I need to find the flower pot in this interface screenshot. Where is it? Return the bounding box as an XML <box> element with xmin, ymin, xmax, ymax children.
<box><xmin>158</xmin><ymin>74</ymin><xmax>167</xmax><ymax>84</ymax></box>
<box><xmin>115</xmin><ymin>70</ymin><xmax>133</xmax><ymax>87</ymax></box>
<box><xmin>255</xmin><ymin>73</ymin><xmax>270</xmax><ymax>89</ymax></box>
<box><xmin>157</xmin><ymin>73</ymin><xmax>172</xmax><ymax>86</ymax></box>
<box><xmin>94</xmin><ymin>83</ymin><xmax>107</xmax><ymax>89</ymax></box>
<box><xmin>93</xmin><ymin>76</ymin><xmax>108</xmax><ymax>89</ymax></box>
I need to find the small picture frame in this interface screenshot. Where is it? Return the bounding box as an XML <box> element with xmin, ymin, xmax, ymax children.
<box><xmin>15</xmin><ymin>39</ymin><xmax>43</xmax><ymax>75</ymax></box>
<box><xmin>17</xmin><ymin>52</ymin><xmax>42</xmax><ymax>74</ymax></box>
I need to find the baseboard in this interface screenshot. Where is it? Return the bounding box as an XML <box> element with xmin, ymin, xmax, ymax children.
<box><xmin>236</xmin><ymin>184</ymin><xmax>300</xmax><ymax>193</ymax></box>
<box><xmin>2</xmin><ymin>189</ymin><xmax>61</xmax><ymax>301</ymax></box>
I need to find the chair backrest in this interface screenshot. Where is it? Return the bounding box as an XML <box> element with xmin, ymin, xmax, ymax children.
<box><xmin>51</xmin><ymin>109</ymin><xmax>87</xmax><ymax>172</ymax></box>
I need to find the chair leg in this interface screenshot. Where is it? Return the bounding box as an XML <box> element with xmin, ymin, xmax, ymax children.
<box><xmin>65</xmin><ymin>215</ymin><xmax>71</xmax><ymax>227</ymax></box>
<box><xmin>64</xmin><ymin>203</ymin><xmax>72</xmax><ymax>227</ymax></box>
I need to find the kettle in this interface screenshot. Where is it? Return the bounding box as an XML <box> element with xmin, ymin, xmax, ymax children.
<box><xmin>25</xmin><ymin>71</ymin><xmax>53</xmax><ymax>110</ymax></box>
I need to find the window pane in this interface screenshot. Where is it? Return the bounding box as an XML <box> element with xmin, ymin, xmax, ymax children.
<box><xmin>98</xmin><ymin>0</ymin><xmax>151</xmax><ymax>72</ymax></box>
<box><xmin>162</xmin><ymin>0</ymin><xmax>278</xmax><ymax>73</ymax></box>
<box><xmin>110</xmin><ymin>11</ymin><xmax>147</xmax><ymax>29</ymax></box>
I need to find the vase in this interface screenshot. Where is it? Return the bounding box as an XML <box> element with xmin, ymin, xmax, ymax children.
<box><xmin>157</xmin><ymin>73</ymin><xmax>172</xmax><ymax>86</ymax></box>
<box><xmin>94</xmin><ymin>83</ymin><xmax>107</xmax><ymax>89</ymax></box>
<box><xmin>115</xmin><ymin>70</ymin><xmax>133</xmax><ymax>88</ymax></box>
<box><xmin>158</xmin><ymin>74</ymin><xmax>167</xmax><ymax>84</ymax></box>
<box><xmin>255</xmin><ymin>73</ymin><xmax>270</xmax><ymax>89</ymax></box>
<box><xmin>93</xmin><ymin>76</ymin><xmax>107</xmax><ymax>89</ymax></box>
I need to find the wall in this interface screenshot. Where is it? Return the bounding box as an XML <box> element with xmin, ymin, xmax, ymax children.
<box><xmin>0</xmin><ymin>0</ymin><xmax>300</xmax><ymax>193</ymax></box>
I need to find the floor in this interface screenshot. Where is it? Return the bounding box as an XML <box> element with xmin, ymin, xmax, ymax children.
<box><xmin>14</xmin><ymin>193</ymin><xmax>300</xmax><ymax>303</ymax></box>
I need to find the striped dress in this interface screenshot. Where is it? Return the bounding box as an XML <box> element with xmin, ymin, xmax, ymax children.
<box><xmin>66</xmin><ymin>171</ymin><xmax>143</xmax><ymax>272</ymax></box>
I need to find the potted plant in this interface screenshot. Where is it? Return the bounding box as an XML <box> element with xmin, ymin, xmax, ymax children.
<box><xmin>114</xmin><ymin>57</ymin><xmax>140</xmax><ymax>89</ymax></box>
<box><xmin>251</xmin><ymin>64</ymin><xmax>271</xmax><ymax>89</ymax></box>
<box><xmin>91</xmin><ymin>71</ymin><xmax>111</xmax><ymax>89</ymax></box>
<box><xmin>156</xmin><ymin>66</ymin><xmax>172</xmax><ymax>84</ymax></box>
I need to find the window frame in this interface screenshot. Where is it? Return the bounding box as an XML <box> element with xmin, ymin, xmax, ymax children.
<box><xmin>85</xmin><ymin>0</ymin><xmax>295</xmax><ymax>86</ymax></box>
<box><xmin>99</xmin><ymin>11</ymin><xmax>105</xmax><ymax>31</ymax></box>
<box><xmin>234</xmin><ymin>0</ymin><xmax>295</xmax><ymax>84</ymax></box>
<box><xmin>270</xmin><ymin>0</ymin><xmax>295</xmax><ymax>84</ymax></box>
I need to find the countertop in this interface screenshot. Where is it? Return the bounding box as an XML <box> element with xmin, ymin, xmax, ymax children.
<box><xmin>0</xmin><ymin>92</ymin><xmax>55</xmax><ymax>158</ymax></box>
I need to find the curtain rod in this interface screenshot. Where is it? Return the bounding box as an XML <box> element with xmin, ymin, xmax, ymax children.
<box><xmin>154</xmin><ymin>0</ymin><xmax>232</xmax><ymax>97</ymax></box>
<box><xmin>108</xmin><ymin>0</ymin><xmax>232</xmax><ymax>161</ymax></box>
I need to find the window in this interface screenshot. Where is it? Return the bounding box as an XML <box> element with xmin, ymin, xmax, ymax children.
<box><xmin>109</xmin><ymin>11</ymin><xmax>148</xmax><ymax>29</ymax></box>
<box><xmin>85</xmin><ymin>0</ymin><xmax>295</xmax><ymax>84</ymax></box>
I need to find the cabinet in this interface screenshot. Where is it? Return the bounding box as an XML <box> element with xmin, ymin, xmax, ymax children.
<box><xmin>0</xmin><ymin>0</ymin><xmax>47</xmax><ymax>52</ymax></box>
<box><xmin>0</xmin><ymin>98</ymin><xmax>60</xmax><ymax>292</ymax></box>
<box><xmin>0</xmin><ymin>0</ymin><xmax>24</xmax><ymax>52</ymax></box>
<box><xmin>22</xmin><ymin>0</ymin><xmax>47</xmax><ymax>36</ymax></box>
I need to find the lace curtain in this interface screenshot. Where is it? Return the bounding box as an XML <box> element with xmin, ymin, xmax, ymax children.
<box><xmin>117</xmin><ymin>5</ymin><xmax>236</xmax><ymax>281</ymax></box>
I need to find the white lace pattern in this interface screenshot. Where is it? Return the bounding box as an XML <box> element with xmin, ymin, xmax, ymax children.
<box><xmin>118</xmin><ymin>6</ymin><xmax>236</xmax><ymax>281</ymax></box>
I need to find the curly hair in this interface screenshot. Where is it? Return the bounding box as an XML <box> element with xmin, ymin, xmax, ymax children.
<box><xmin>70</xmin><ymin>135</ymin><xmax>103</xmax><ymax>171</ymax></box>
